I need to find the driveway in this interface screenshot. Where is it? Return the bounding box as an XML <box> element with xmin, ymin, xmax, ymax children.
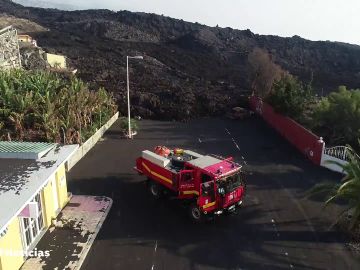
<box><xmin>68</xmin><ymin>117</ymin><xmax>360</xmax><ymax>270</ymax></box>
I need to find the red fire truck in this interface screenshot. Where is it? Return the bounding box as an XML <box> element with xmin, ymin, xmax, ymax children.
<box><xmin>135</xmin><ymin>146</ymin><xmax>246</xmax><ymax>221</ymax></box>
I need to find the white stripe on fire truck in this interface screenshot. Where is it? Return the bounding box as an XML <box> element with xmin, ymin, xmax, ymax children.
<box><xmin>142</xmin><ymin>162</ymin><xmax>173</xmax><ymax>185</ymax></box>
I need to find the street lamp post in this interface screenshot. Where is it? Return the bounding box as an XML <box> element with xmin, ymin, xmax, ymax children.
<box><xmin>126</xmin><ymin>55</ymin><xmax>143</xmax><ymax>139</ymax></box>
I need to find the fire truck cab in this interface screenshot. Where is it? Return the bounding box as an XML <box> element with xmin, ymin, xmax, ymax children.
<box><xmin>135</xmin><ymin>147</ymin><xmax>246</xmax><ymax>221</ymax></box>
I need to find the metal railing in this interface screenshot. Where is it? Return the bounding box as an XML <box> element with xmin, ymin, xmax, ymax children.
<box><xmin>323</xmin><ymin>146</ymin><xmax>359</xmax><ymax>162</ymax></box>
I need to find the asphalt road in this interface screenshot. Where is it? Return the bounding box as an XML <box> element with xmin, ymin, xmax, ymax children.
<box><xmin>68</xmin><ymin>117</ymin><xmax>360</xmax><ymax>270</ymax></box>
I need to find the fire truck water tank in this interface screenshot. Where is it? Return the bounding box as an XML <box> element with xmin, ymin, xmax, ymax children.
<box><xmin>142</xmin><ymin>150</ymin><xmax>171</xmax><ymax>167</ymax></box>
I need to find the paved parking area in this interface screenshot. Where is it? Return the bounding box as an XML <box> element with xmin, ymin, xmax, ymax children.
<box><xmin>68</xmin><ymin>117</ymin><xmax>360</xmax><ymax>270</ymax></box>
<box><xmin>21</xmin><ymin>196</ymin><xmax>112</xmax><ymax>270</ymax></box>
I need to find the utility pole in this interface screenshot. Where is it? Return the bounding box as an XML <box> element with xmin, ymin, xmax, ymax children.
<box><xmin>126</xmin><ymin>55</ymin><xmax>143</xmax><ymax>139</ymax></box>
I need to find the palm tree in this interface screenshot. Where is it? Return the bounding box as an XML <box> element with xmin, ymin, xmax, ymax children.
<box><xmin>310</xmin><ymin>143</ymin><xmax>360</xmax><ymax>229</ymax></box>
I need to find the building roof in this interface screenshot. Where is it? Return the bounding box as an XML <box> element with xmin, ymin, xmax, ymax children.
<box><xmin>0</xmin><ymin>144</ymin><xmax>78</xmax><ymax>234</ymax></box>
<box><xmin>0</xmin><ymin>141</ymin><xmax>56</xmax><ymax>159</ymax></box>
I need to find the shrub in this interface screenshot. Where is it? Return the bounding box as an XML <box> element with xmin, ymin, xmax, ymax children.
<box><xmin>312</xmin><ymin>86</ymin><xmax>360</xmax><ymax>147</ymax></box>
<box><xmin>266</xmin><ymin>75</ymin><xmax>314</xmax><ymax>121</ymax></box>
<box><xmin>119</xmin><ymin>117</ymin><xmax>139</xmax><ymax>134</ymax></box>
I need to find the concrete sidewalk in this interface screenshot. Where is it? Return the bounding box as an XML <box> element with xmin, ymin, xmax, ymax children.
<box><xmin>21</xmin><ymin>195</ymin><xmax>112</xmax><ymax>270</ymax></box>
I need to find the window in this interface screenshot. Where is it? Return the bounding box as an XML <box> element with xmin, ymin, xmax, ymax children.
<box><xmin>201</xmin><ymin>173</ymin><xmax>212</xmax><ymax>183</ymax></box>
<box><xmin>20</xmin><ymin>192</ymin><xmax>44</xmax><ymax>250</ymax></box>
<box><xmin>23</xmin><ymin>219</ymin><xmax>32</xmax><ymax>247</ymax></box>
<box><xmin>34</xmin><ymin>193</ymin><xmax>44</xmax><ymax>230</ymax></box>
<box><xmin>220</xmin><ymin>173</ymin><xmax>243</xmax><ymax>193</ymax></box>
<box><xmin>201</xmin><ymin>182</ymin><xmax>215</xmax><ymax>200</ymax></box>
<box><xmin>183</xmin><ymin>172</ymin><xmax>193</xmax><ymax>182</ymax></box>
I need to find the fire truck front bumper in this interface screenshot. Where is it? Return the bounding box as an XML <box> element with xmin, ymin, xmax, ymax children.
<box><xmin>213</xmin><ymin>200</ymin><xmax>243</xmax><ymax>215</ymax></box>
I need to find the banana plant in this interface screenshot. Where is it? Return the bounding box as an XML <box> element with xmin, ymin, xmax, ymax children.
<box><xmin>0</xmin><ymin>69</ymin><xmax>117</xmax><ymax>143</ymax></box>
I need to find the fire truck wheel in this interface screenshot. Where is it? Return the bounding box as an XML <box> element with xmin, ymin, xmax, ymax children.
<box><xmin>148</xmin><ymin>181</ymin><xmax>163</xmax><ymax>199</ymax></box>
<box><xmin>189</xmin><ymin>204</ymin><xmax>203</xmax><ymax>222</ymax></box>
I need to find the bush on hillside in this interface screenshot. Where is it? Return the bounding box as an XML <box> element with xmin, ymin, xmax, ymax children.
<box><xmin>266</xmin><ymin>74</ymin><xmax>314</xmax><ymax>121</ymax></box>
<box><xmin>311</xmin><ymin>86</ymin><xmax>360</xmax><ymax>147</ymax></box>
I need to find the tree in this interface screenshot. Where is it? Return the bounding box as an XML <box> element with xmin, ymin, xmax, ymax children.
<box><xmin>266</xmin><ymin>74</ymin><xmax>314</xmax><ymax>121</ymax></box>
<box><xmin>248</xmin><ymin>47</ymin><xmax>285</xmax><ymax>98</ymax></box>
<box><xmin>309</xmin><ymin>144</ymin><xmax>360</xmax><ymax>229</ymax></box>
<box><xmin>312</xmin><ymin>86</ymin><xmax>360</xmax><ymax>147</ymax></box>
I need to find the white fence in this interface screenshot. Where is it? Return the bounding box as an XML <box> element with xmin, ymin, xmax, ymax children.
<box><xmin>324</xmin><ymin>146</ymin><xmax>354</xmax><ymax>162</ymax></box>
<box><xmin>321</xmin><ymin>146</ymin><xmax>358</xmax><ymax>173</ymax></box>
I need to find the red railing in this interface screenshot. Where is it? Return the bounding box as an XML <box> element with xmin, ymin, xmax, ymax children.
<box><xmin>249</xmin><ymin>96</ymin><xmax>324</xmax><ymax>165</ymax></box>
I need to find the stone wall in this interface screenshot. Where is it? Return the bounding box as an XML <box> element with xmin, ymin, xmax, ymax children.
<box><xmin>0</xmin><ymin>26</ymin><xmax>21</xmax><ymax>70</ymax></box>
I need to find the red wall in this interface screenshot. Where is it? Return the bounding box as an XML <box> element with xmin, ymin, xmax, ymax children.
<box><xmin>249</xmin><ymin>96</ymin><xmax>324</xmax><ymax>165</ymax></box>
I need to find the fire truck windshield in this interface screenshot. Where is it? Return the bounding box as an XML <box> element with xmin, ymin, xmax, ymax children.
<box><xmin>217</xmin><ymin>173</ymin><xmax>243</xmax><ymax>194</ymax></box>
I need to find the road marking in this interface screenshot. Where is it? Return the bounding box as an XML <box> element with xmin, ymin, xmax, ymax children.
<box><xmin>233</xmin><ymin>141</ymin><xmax>240</xmax><ymax>149</ymax></box>
<box><xmin>273</xmin><ymin>222</ymin><xmax>294</xmax><ymax>268</ymax></box>
<box><xmin>271</xmin><ymin>219</ymin><xmax>280</xmax><ymax>238</ymax></box>
<box><xmin>151</xmin><ymin>240</ymin><xmax>158</xmax><ymax>270</ymax></box>
<box><xmin>226</xmin><ymin>129</ymin><xmax>242</xmax><ymax>153</ymax></box>
<box><xmin>225</xmin><ymin>129</ymin><xmax>247</xmax><ymax>165</ymax></box>
<box><xmin>280</xmin><ymin>183</ymin><xmax>318</xmax><ymax>241</ymax></box>
<box><xmin>225</xmin><ymin>128</ymin><xmax>295</xmax><ymax>268</ymax></box>
<box><xmin>284</xmin><ymin>252</ymin><xmax>295</xmax><ymax>269</ymax></box>
<box><xmin>198</xmin><ymin>138</ymin><xmax>202</xmax><ymax>143</ymax></box>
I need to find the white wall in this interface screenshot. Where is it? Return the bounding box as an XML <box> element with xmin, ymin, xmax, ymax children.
<box><xmin>66</xmin><ymin>112</ymin><xmax>119</xmax><ymax>170</ymax></box>
<box><xmin>321</xmin><ymin>154</ymin><xmax>347</xmax><ymax>174</ymax></box>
